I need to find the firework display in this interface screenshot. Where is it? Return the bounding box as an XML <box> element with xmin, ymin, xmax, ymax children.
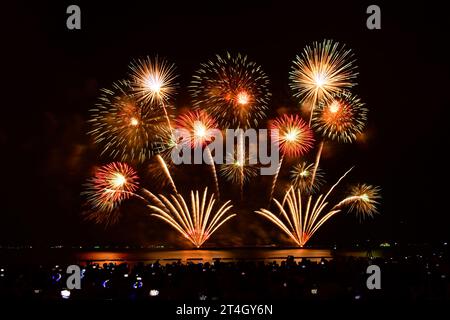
<box><xmin>9</xmin><ymin>1</ymin><xmax>447</xmax><ymax>306</ymax></box>
<box><xmin>83</xmin><ymin>43</ymin><xmax>381</xmax><ymax>248</ymax></box>
<box><xmin>147</xmin><ymin>188</ymin><xmax>236</xmax><ymax>248</ymax></box>
<box><xmin>190</xmin><ymin>52</ymin><xmax>271</xmax><ymax>128</ymax></box>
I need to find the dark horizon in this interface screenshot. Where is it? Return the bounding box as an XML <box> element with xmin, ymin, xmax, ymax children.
<box><xmin>2</xmin><ymin>0</ymin><xmax>449</xmax><ymax>246</ymax></box>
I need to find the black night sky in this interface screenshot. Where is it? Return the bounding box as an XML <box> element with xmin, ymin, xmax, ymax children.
<box><xmin>2</xmin><ymin>1</ymin><xmax>449</xmax><ymax>246</ymax></box>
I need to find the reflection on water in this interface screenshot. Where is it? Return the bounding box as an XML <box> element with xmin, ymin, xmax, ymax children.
<box><xmin>75</xmin><ymin>248</ymin><xmax>377</xmax><ymax>264</ymax></box>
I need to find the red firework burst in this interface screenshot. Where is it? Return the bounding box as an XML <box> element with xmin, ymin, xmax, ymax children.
<box><xmin>84</xmin><ymin>162</ymin><xmax>139</xmax><ymax>212</ymax></box>
<box><xmin>176</xmin><ymin>110</ymin><xmax>219</xmax><ymax>148</ymax></box>
<box><xmin>312</xmin><ymin>92</ymin><xmax>368</xmax><ymax>143</ymax></box>
<box><xmin>270</xmin><ymin>114</ymin><xmax>314</xmax><ymax>157</ymax></box>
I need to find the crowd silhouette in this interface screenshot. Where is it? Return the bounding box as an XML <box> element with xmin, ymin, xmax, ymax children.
<box><xmin>1</xmin><ymin>249</ymin><xmax>448</xmax><ymax>301</ymax></box>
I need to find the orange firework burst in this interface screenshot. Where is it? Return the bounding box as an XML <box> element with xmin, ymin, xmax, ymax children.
<box><xmin>270</xmin><ymin>114</ymin><xmax>314</xmax><ymax>157</ymax></box>
<box><xmin>88</xmin><ymin>80</ymin><xmax>168</xmax><ymax>162</ymax></box>
<box><xmin>312</xmin><ymin>92</ymin><xmax>368</xmax><ymax>143</ymax></box>
<box><xmin>83</xmin><ymin>162</ymin><xmax>139</xmax><ymax>214</ymax></box>
<box><xmin>190</xmin><ymin>52</ymin><xmax>271</xmax><ymax>128</ymax></box>
<box><xmin>147</xmin><ymin>188</ymin><xmax>236</xmax><ymax>248</ymax></box>
<box><xmin>128</xmin><ymin>56</ymin><xmax>178</xmax><ymax>104</ymax></box>
<box><xmin>336</xmin><ymin>184</ymin><xmax>381</xmax><ymax>219</ymax></box>
<box><xmin>290</xmin><ymin>39</ymin><xmax>358</xmax><ymax>103</ymax></box>
<box><xmin>176</xmin><ymin>110</ymin><xmax>219</xmax><ymax>148</ymax></box>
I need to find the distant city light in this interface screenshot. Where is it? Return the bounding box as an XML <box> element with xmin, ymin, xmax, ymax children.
<box><xmin>61</xmin><ymin>289</ymin><xmax>71</xmax><ymax>299</ymax></box>
<box><xmin>149</xmin><ymin>289</ymin><xmax>159</xmax><ymax>297</ymax></box>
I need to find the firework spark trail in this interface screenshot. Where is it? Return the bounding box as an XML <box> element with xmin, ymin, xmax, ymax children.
<box><xmin>147</xmin><ymin>188</ymin><xmax>236</xmax><ymax>248</ymax></box>
<box><xmin>205</xmin><ymin>146</ymin><xmax>220</xmax><ymax>199</ymax></box>
<box><xmin>156</xmin><ymin>154</ymin><xmax>178</xmax><ymax>194</ymax></box>
<box><xmin>257</xmin><ymin>167</ymin><xmax>353</xmax><ymax>247</ymax></box>
<box><xmin>309</xmin><ymin>97</ymin><xmax>318</xmax><ymax>127</ymax></box>
<box><xmin>147</xmin><ymin>157</ymin><xmax>175</xmax><ymax>189</ymax></box>
<box><xmin>190</xmin><ymin>52</ymin><xmax>271</xmax><ymax>129</ymax></box>
<box><xmin>161</xmin><ymin>101</ymin><xmax>173</xmax><ymax>131</ymax></box>
<box><xmin>289</xmin><ymin>39</ymin><xmax>358</xmax><ymax>125</ymax></box>
<box><xmin>310</xmin><ymin>141</ymin><xmax>324</xmax><ymax>189</ymax></box>
<box><xmin>144</xmin><ymin>125</ymin><xmax>183</xmax><ymax>190</ymax></box>
<box><xmin>268</xmin><ymin>155</ymin><xmax>284</xmax><ymax>205</ymax></box>
<box><xmin>238</xmin><ymin>131</ymin><xmax>245</xmax><ymax>201</ymax></box>
<box><xmin>140</xmin><ymin>188</ymin><xmax>166</xmax><ymax>207</ymax></box>
<box><xmin>239</xmin><ymin>164</ymin><xmax>244</xmax><ymax>201</ymax></box>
